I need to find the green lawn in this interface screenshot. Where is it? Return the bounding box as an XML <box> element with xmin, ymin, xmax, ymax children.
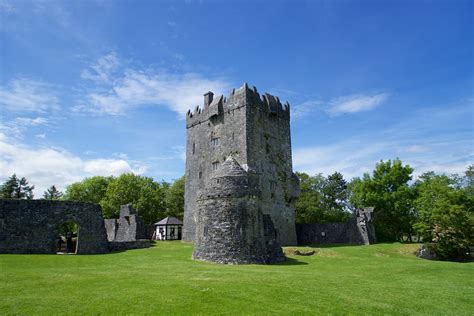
<box><xmin>0</xmin><ymin>242</ymin><xmax>472</xmax><ymax>315</ymax></box>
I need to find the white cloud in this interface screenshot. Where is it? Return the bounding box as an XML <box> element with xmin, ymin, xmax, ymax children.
<box><xmin>0</xmin><ymin>133</ymin><xmax>147</xmax><ymax>195</ymax></box>
<box><xmin>293</xmin><ymin>139</ymin><xmax>472</xmax><ymax>182</ymax></box>
<box><xmin>293</xmin><ymin>101</ymin><xmax>473</xmax><ymax>180</ymax></box>
<box><xmin>35</xmin><ymin>133</ymin><xmax>46</xmax><ymax>139</ymax></box>
<box><xmin>293</xmin><ymin>100</ymin><xmax>473</xmax><ymax>181</ymax></box>
<box><xmin>402</xmin><ymin>145</ymin><xmax>431</xmax><ymax>153</ymax></box>
<box><xmin>80</xmin><ymin>52</ymin><xmax>120</xmax><ymax>83</ymax></box>
<box><xmin>288</xmin><ymin>92</ymin><xmax>389</xmax><ymax>120</ymax></box>
<box><xmin>0</xmin><ymin>116</ymin><xmax>50</xmax><ymax>139</ymax></box>
<box><xmin>293</xmin><ymin>142</ymin><xmax>385</xmax><ymax>180</ymax></box>
<box><xmin>76</xmin><ymin>53</ymin><xmax>231</xmax><ymax>116</ymax></box>
<box><xmin>0</xmin><ymin>79</ymin><xmax>60</xmax><ymax>112</ymax></box>
<box><xmin>329</xmin><ymin>93</ymin><xmax>389</xmax><ymax>115</ymax></box>
<box><xmin>292</xmin><ymin>100</ymin><xmax>323</xmax><ymax>119</ymax></box>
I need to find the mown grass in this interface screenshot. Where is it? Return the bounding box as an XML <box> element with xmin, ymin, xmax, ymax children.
<box><xmin>0</xmin><ymin>242</ymin><xmax>472</xmax><ymax>315</ymax></box>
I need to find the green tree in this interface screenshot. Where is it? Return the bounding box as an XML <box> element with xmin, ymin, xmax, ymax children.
<box><xmin>43</xmin><ymin>185</ymin><xmax>63</xmax><ymax>200</ymax></box>
<box><xmin>0</xmin><ymin>174</ymin><xmax>34</xmax><ymax>199</ymax></box>
<box><xmin>463</xmin><ymin>165</ymin><xmax>474</xmax><ymax>211</ymax></box>
<box><xmin>413</xmin><ymin>171</ymin><xmax>473</xmax><ymax>260</ymax></box>
<box><xmin>164</xmin><ymin>176</ymin><xmax>185</xmax><ymax>219</ymax></box>
<box><xmin>320</xmin><ymin>172</ymin><xmax>351</xmax><ymax>222</ymax></box>
<box><xmin>100</xmin><ymin>173</ymin><xmax>167</xmax><ymax>224</ymax></box>
<box><xmin>350</xmin><ymin>159</ymin><xmax>416</xmax><ymax>242</ymax></box>
<box><xmin>63</xmin><ymin>176</ymin><xmax>113</xmax><ymax>204</ymax></box>
<box><xmin>294</xmin><ymin>172</ymin><xmax>324</xmax><ymax>223</ymax></box>
<box><xmin>295</xmin><ymin>172</ymin><xmax>351</xmax><ymax>223</ymax></box>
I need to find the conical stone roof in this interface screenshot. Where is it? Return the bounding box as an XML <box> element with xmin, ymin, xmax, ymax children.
<box><xmin>212</xmin><ymin>156</ymin><xmax>247</xmax><ymax>178</ymax></box>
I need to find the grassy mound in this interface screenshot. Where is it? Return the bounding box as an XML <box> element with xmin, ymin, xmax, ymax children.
<box><xmin>0</xmin><ymin>242</ymin><xmax>472</xmax><ymax>314</ymax></box>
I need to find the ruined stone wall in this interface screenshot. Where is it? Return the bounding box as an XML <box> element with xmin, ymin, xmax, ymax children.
<box><xmin>184</xmin><ymin>84</ymin><xmax>298</xmax><ymax>246</ymax></box>
<box><xmin>104</xmin><ymin>205</ymin><xmax>148</xmax><ymax>245</ymax></box>
<box><xmin>296</xmin><ymin>209</ymin><xmax>376</xmax><ymax>245</ymax></box>
<box><xmin>104</xmin><ymin>219</ymin><xmax>117</xmax><ymax>242</ymax></box>
<box><xmin>114</xmin><ymin>205</ymin><xmax>147</xmax><ymax>242</ymax></box>
<box><xmin>296</xmin><ymin>219</ymin><xmax>365</xmax><ymax>245</ymax></box>
<box><xmin>0</xmin><ymin>199</ymin><xmax>109</xmax><ymax>254</ymax></box>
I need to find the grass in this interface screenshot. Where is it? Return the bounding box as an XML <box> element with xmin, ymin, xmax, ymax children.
<box><xmin>0</xmin><ymin>242</ymin><xmax>473</xmax><ymax>315</ymax></box>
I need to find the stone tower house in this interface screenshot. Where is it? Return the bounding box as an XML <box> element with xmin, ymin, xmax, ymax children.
<box><xmin>184</xmin><ymin>83</ymin><xmax>300</xmax><ymax>246</ymax></box>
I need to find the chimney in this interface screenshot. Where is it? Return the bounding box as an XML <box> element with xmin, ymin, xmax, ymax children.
<box><xmin>204</xmin><ymin>91</ymin><xmax>214</xmax><ymax>107</ymax></box>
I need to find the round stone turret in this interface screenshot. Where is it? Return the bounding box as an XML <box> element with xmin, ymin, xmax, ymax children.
<box><xmin>202</xmin><ymin>156</ymin><xmax>259</xmax><ymax>199</ymax></box>
<box><xmin>192</xmin><ymin>157</ymin><xmax>285</xmax><ymax>264</ymax></box>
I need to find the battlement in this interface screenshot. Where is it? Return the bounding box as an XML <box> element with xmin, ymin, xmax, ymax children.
<box><xmin>186</xmin><ymin>83</ymin><xmax>290</xmax><ymax>128</ymax></box>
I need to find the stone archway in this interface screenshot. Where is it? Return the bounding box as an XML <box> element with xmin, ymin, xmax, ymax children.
<box><xmin>0</xmin><ymin>199</ymin><xmax>109</xmax><ymax>254</ymax></box>
<box><xmin>57</xmin><ymin>221</ymin><xmax>80</xmax><ymax>254</ymax></box>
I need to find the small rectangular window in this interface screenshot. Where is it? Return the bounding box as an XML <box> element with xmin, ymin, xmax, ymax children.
<box><xmin>211</xmin><ymin>138</ymin><xmax>219</xmax><ymax>146</ymax></box>
<box><xmin>270</xmin><ymin>181</ymin><xmax>277</xmax><ymax>190</ymax></box>
<box><xmin>212</xmin><ymin>162</ymin><xmax>219</xmax><ymax>171</ymax></box>
<box><xmin>270</xmin><ymin>163</ymin><xmax>276</xmax><ymax>173</ymax></box>
<box><xmin>192</xmin><ymin>143</ymin><xmax>196</xmax><ymax>155</ymax></box>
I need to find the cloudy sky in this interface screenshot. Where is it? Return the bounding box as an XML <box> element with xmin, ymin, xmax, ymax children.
<box><xmin>1</xmin><ymin>0</ymin><xmax>473</xmax><ymax>195</ymax></box>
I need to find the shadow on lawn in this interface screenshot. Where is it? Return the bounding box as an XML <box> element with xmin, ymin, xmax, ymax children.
<box><xmin>275</xmin><ymin>257</ymin><xmax>308</xmax><ymax>266</ymax></box>
<box><xmin>298</xmin><ymin>243</ymin><xmax>359</xmax><ymax>248</ymax></box>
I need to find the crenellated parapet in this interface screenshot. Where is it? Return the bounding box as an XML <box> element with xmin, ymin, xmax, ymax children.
<box><xmin>186</xmin><ymin>83</ymin><xmax>290</xmax><ymax>128</ymax></box>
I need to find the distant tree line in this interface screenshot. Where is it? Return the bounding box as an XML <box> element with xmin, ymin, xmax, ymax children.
<box><xmin>296</xmin><ymin>160</ymin><xmax>473</xmax><ymax>261</ymax></box>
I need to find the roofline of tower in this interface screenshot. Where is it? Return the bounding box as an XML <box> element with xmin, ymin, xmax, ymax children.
<box><xmin>186</xmin><ymin>83</ymin><xmax>291</xmax><ymax>126</ymax></box>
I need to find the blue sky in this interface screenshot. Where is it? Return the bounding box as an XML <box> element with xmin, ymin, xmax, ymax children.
<box><xmin>0</xmin><ymin>0</ymin><xmax>473</xmax><ymax>195</ymax></box>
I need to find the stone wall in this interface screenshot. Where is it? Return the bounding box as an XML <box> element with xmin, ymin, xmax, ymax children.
<box><xmin>103</xmin><ymin>205</ymin><xmax>149</xmax><ymax>252</ymax></box>
<box><xmin>296</xmin><ymin>219</ymin><xmax>364</xmax><ymax>245</ymax></box>
<box><xmin>0</xmin><ymin>199</ymin><xmax>109</xmax><ymax>254</ymax></box>
<box><xmin>296</xmin><ymin>208</ymin><xmax>376</xmax><ymax>245</ymax></box>
<box><xmin>113</xmin><ymin>204</ymin><xmax>147</xmax><ymax>242</ymax></box>
<box><xmin>104</xmin><ymin>219</ymin><xmax>117</xmax><ymax>242</ymax></box>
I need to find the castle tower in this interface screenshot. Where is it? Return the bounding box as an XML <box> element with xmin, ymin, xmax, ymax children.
<box><xmin>184</xmin><ymin>83</ymin><xmax>300</xmax><ymax>246</ymax></box>
<box><xmin>193</xmin><ymin>156</ymin><xmax>285</xmax><ymax>264</ymax></box>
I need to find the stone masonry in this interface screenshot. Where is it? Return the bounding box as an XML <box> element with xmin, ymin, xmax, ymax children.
<box><xmin>192</xmin><ymin>157</ymin><xmax>286</xmax><ymax>264</ymax></box>
<box><xmin>104</xmin><ymin>204</ymin><xmax>147</xmax><ymax>242</ymax></box>
<box><xmin>0</xmin><ymin>199</ymin><xmax>109</xmax><ymax>254</ymax></box>
<box><xmin>296</xmin><ymin>207</ymin><xmax>377</xmax><ymax>245</ymax></box>
<box><xmin>184</xmin><ymin>83</ymin><xmax>300</xmax><ymax>246</ymax></box>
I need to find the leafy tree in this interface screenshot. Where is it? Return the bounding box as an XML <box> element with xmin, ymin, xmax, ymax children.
<box><xmin>294</xmin><ymin>172</ymin><xmax>324</xmax><ymax>223</ymax></box>
<box><xmin>0</xmin><ymin>174</ymin><xmax>34</xmax><ymax>199</ymax></box>
<box><xmin>463</xmin><ymin>165</ymin><xmax>474</xmax><ymax>211</ymax></box>
<box><xmin>164</xmin><ymin>176</ymin><xmax>185</xmax><ymax>219</ymax></box>
<box><xmin>43</xmin><ymin>185</ymin><xmax>63</xmax><ymax>200</ymax></box>
<box><xmin>63</xmin><ymin>176</ymin><xmax>113</xmax><ymax>204</ymax></box>
<box><xmin>100</xmin><ymin>173</ymin><xmax>167</xmax><ymax>224</ymax></box>
<box><xmin>350</xmin><ymin>159</ymin><xmax>416</xmax><ymax>242</ymax></box>
<box><xmin>413</xmin><ymin>171</ymin><xmax>473</xmax><ymax>260</ymax></box>
<box><xmin>321</xmin><ymin>172</ymin><xmax>351</xmax><ymax>221</ymax></box>
<box><xmin>295</xmin><ymin>172</ymin><xmax>351</xmax><ymax>223</ymax></box>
